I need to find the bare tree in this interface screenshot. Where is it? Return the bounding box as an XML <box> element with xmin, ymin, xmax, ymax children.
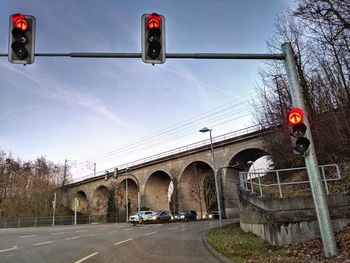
<box><xmin>253</xmin><ymin>1</ymin><xmax>350</xmax><ymax>167</ymax></box>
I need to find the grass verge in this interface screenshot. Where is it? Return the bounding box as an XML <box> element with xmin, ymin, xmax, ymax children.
<box><xmin>205</xmin><ymin>223</ymin><xmax>350</xmax><ymax>263</ymax></box>
<box><xmin>205</xmin><ymin>223</ymin><xmax>291</xmax><ymax>263</ymax></box>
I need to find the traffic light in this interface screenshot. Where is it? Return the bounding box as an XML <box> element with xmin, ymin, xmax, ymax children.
<box><xmin>8</xmin><ymin>13</ymin><xmax>36</xmax><ymax>64</ymax></box>
<box><xmin>141</xmin><ymin>13</ymin><xmax>166</xmax><ymax>64</ymax></box>
<box><xmin>288</xmin><ymin>108</ymin><xmax>310</xmax><ymax>155</ymax></box>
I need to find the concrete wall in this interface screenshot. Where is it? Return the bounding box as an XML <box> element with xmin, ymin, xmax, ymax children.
<box><xmin>239</xmin><ymin>190</ymin><xmax>350</xmax><ymax>245</ymax></box>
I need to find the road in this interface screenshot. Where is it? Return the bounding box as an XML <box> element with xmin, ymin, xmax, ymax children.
<box><xmin>0</xmin><ymin>219</ymin><xmax>237</xmax><ymax>263</ymax></box>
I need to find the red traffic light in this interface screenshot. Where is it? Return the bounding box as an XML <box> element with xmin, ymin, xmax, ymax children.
<box><xmin>12</xmin><ymin>13</ymin><xmax>28</xmax><ymax>31</ymax></box>
<box><xmin>288</xmin><ymin>108</ymin><xmax>304</xmax><ymax>125</ymax></box>
<box><xmin>147</xmin><ymin>13</ymin><xmax>161</xmax><ymax>29</ymax></box>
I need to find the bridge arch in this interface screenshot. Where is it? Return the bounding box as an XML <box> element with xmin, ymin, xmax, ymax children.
<box><xmin>117</xmin><ymin>176</ymin><xmax>138</xmax><ymax>221</ymax></box>
<box><xmin>144</xmin><ymin>170</ymin><xmax>171</xmax><ymax>211</ymax></box>
<box><xmin>75</xmin><ymin>190</ymin><xmax>89</xmax><ymax>214</ymax></box>
<box><xmin>229</xmin><ymin>147</ymin><xmax>269</xmax><ymax>170</ymax></box>
<box><xmin>91</xmin><ymin>185</ymin><xmax>110</xmax><ymax>217</ymax></box>
<box><xmin>179</xmin><ymin>161</ymin><xmax>215</xmax><ymax>218</ymax></box>
<box><xmin>220</xmin><ymin>147</ymin><xmax>272</xmax><ymax>218</ymax></box>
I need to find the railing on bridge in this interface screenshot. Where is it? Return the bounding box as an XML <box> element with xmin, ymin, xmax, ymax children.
<box><xmin>239</xmin><ymin>164</ymin><xmax>341</xmax><ymax>198</ymax></box>
<box><xmin>68</xmin><ymin>124</ymin><xmax>265</xmax><ymax>184</ymax></box>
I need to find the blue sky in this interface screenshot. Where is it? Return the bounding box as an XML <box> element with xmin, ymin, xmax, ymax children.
<box><xmin>0</xmin><ymin>0</ymin><xmax>293</xmax><ymax>177</ymax></box>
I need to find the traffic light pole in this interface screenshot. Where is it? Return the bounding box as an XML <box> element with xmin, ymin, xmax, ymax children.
<box><xmin>0</xmin><ymin>42</ymin><xmax>337</xmax><ymax>256</ymax></box>
<box><xmin>282</xmin><ymin>43</ymin><xmax>337</xmax><ymax>257</ymax></box>
<box><xmin>0</xmin><ymin>52</ymin><xmax>285</xmax><ymax>60</ymax></box>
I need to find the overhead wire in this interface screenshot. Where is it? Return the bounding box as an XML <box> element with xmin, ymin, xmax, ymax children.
<box><xmin>83</xmin><ymin>95</ymin><xmax>253</xmax><ymax>161</ymax></box>
<box><xmin>78</xmin><ymin>98</ymin><xmax>256</xmax><ymax>165</ymax></box>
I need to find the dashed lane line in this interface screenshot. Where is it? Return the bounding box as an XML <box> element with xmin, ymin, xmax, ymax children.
<box><xmin>108</xmin><ymin>230</ymin><xmax>119</xmax><ymax>234</ymax></box>
<box><xmin>96</xmin><ymin>228</ymin><xmax>108</xmax><ymax>231</ymax></box>
<box><xmin>50</xmin><ymin>232</ymin><xmax>65</xmax><ymax>235</ymax></box>
<box><xmin>33</xmin><ymin>240</ymin><xmax>54</xmax><ymax>246</ymax></box>
<box><xmin>166</xmin><ymin>227</ymin><xmax>178</xmax><ymax>230</ymax></box>
<box><xmin>18</xmin><ymin>235</ymin><xmax>38</xmax><ymax>238</ymax></box>
<box><xmin>114</xmin><ymin>238</ymin><xmax>133</xmax><ymax>246</ymax></box>
<box><xmin>74</xmin><ymin>252</ymin><xmax>98</xmax><ymax>263</ymax></box>
<box><xmin>75</xmin><ymin>230</ymin><xmax>88</xmax><ymax>233</ymax></box>
<box><xmin>144</xmin><ymin>231</ymin><xmax>158</xmax><ymax>236</ymax></box>
<box><xmin>124</xmin><ymin>228</ymin><xmax>133</xmax><ymax>231</ymax></box>
<box><xmin>65</xmin><ymin>236</ymin><xmax>80</xmax><ymax>240</ymax></box>
<box><xmin>0</xmin><ymin>246</ymin><xmax>18</xmax><ymax>253</ymax></box>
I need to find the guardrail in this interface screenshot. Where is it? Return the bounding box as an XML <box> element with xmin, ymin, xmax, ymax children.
<box><xmin>68</xmin><ymin>124</ymin><xmax>266</xmax><ymax>184</ymax></box>
<box><xmin>239</xmin><ymin>164</ymin><xmax>341</xmax><ymax>198</ymax></box>
<box><xmin>0</xmin><ymin>214</ymin><xmax>110</xmax><ymax>229</ymax></box>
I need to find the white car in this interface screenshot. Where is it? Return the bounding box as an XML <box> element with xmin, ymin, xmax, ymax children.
<box><xmin>129</xmin><ymin>211</ymin><xmax>154</xmax><ymax>224</ymax></box>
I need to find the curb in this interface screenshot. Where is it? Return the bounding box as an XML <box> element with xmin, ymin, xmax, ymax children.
<box><xmin>203</xmin><ymin>233</ymin><xmax>233</xmax><ymax>263</ymax></box>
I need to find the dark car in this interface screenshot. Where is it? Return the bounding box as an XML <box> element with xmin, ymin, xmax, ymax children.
<box><xmin>153</xmin><ymin>211</ymin><xmax>172</xmax><ymax>223</ymax></box>
<box><xmin>176</xmin><ymin>210</ymin><xmax>197</xmax><ymax>221</ymax></box>
<box><xmin>208</xmin><ymin>211</ymin><xmax>220</xmax><ymax>219</ymax></box>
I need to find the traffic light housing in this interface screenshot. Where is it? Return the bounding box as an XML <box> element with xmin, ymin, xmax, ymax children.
<box><xmin>141</xmin><ymin>13</ymin><xmax>166</xmax><ymax>64</ymax></box>
<box><xmin>288</xmin><ymin>108</ymin><xmax>310</xmax><ymax>155</ymax></box>
<box><xmin>8</xmin><ymin>13</ymin><xmax>36</xmax><ymax>64</ymax></box>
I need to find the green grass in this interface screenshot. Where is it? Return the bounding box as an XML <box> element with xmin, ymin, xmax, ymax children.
<box><xmin>205</xmin><ymin>223</ymin><xmax>298</xmax><ymax>263</ymax></box>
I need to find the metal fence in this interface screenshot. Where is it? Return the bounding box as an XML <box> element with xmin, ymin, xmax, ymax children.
<box><xmin>239</xmin><ymin>164</ymin><xmax>341</xmax><ymax>198</ymax></box>
<box><xmin>0</xmin><ymin>214</ymin><xmax>108</xmax><ymax>229</ymax></box>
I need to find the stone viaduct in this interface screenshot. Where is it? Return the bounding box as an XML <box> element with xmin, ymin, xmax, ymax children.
<box><xmin>61</xmin><ymin>127</ymin><xmax>269</xmax><ymax>221</ymax></box>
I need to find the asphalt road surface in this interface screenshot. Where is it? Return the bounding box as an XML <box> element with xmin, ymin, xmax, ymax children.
<box><xmin>0</xmin><ymin>219</ymin><xmax>237</xmax><ymax>263</ymax></box>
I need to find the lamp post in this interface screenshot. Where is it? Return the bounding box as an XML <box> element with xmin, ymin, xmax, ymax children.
<box><xmin>125</xmin><ymin>167</ymin><xmax>129</xmax><ymax>222</ymax></box>
<box><xmin>199</xmin><ymin>127</ymin><xmax>223</xmax><ymax>227</ymax></box>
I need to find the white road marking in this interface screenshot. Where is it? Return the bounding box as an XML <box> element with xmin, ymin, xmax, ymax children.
<box><xmin>166</xmin><ymin>227</ymin><xmax>178</xmax><ymax>230</ymax></box>
<box><xmin>75</xmin><ymin>230</ymin><xmax>88</xmax><ymax>233</ymax></box>
<box><xmin>18</xmin><ymin>235</ymin><xmax>38</xmax><ymax>238</ymax></box>
<box><xmin>86</xmin><ymin>233</ymin><xmax>96</xmax><ymax>237</ymax></box>
<box><xmin>124</xmin><ymin>228</ymin><xmax>133</xmax><ymax>231</ymax></box>
<box><xmin>74</xmin><ymin>252</ymin><xmax>98</xmax><ymax>263</ymax></box>
<box><xmin>65</xmin><ymin>236</ymin><xmax>80</xmax><ymax>240</ymax></box>
<box><xmin>108</xmin><ymin>230</ymin><xmax>119</xmax><ymax>234</ymax></box>
<box><xmin>50</xmin><ymin>232</ymin><xmax>65</xmax><ymax>235</ymax></box>
<box><xmin>144</xmin><ymin>231</ymin><xmax>158</xmax><ymax>236</ymax></box>
<box><xmin>0</xmin><ymin>246</ymin><xmax>18</xmax><ymax>253</ymax></box>
<box><xmin>96</xmin><ymin>228</ymin><xmax>108</xmax><ymax>231</ymax></box>
<box><xmin>114</xmin><ymin>238</ymin><xmax>133</xmax><ymax>246</ymax></box>
<box><xmin>33</xmin><ymin>240</ymin><xmax>54</xmax><ymax>246</ymax></box>
<box><xmin>140</xmin><ymin>226</ymin><xmax>148</xmax><ymax>229</ymax></box>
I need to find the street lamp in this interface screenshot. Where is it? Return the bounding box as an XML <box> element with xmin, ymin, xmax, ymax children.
<box><xmin>125</xmin><ymin>167</ymin><xmax>129</xmax><ymax>222</ymax></box>
<box><xmin>199</xmin><ymin>127</ymin><xmax>223</xmax><ymax>227</ymax></box>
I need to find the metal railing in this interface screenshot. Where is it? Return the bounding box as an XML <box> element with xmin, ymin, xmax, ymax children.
<box><xmin>239</xmin><ymin>164</ymin><xmax>341</xmax><ymax>198</ymax></box>
<box><xmin>68</xmin><ymin>124</ymin><xmax>265</xmax><ymax>184</ymax></box>
<box><xmin>0</xmin><ymin>214</ymin><xmax>109</xmax><ymax>229</ymax></box>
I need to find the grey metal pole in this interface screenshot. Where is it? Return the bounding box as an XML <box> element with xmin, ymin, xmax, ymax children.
<box><xmin>282</xmin><ymin>42</ymin><xmax>337</xmax><ymax>257</ymax></box>
<box><xmin>74</xmin><ymin>197</ymin><xmax>77</xmax><ymax>226</ymax></box>
<box><xmin>208</xmin><ymin>130</ymin><xmax>223</xmax><ymax>227</ymax></box>
<box><xmin>137</xmin><ymin>192</ymin><xmax>141</xmax><ymax>212</ymax></box>
<box><xmin>125</xmin><ymin>168</ymin><xmax>129</xmax><ymax>222</ymax></box>
<box><xmin>52</xmin><ymin>192</ymin><xmax>56</xmax><ymax>227</ymax></box>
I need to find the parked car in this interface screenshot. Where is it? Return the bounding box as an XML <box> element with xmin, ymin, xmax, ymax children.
<box><xmin>153</xmin><ymin>211</ymin><xmax>172</xmax><ymax>223</ymax></box>
<box><xmin>208</xmin><ymin>211</ymin><xmax>220</xmax><ymax>219</ymax></box>
<box><xmin>129</xmin><ymin>211</ymin><xmax>154</xmax><ymax>224</ymax></box>
<box><xmin>175</xmin><ymin>210</ymin><xmax>197</xmax><ymax>221</ymax></box>
<box><xmin>208</xmin><ymin>210</ymin><xmax>225</xmax><ymax>219</ymax></box>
